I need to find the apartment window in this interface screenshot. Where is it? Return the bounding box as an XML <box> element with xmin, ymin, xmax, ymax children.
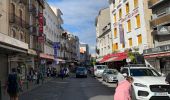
<box><xmin>137</xmin><ymin>34</ymin><xmax>142</xmax><ymax>45</ymax></box>
<box><xmin>114</xmin><ymin>28</ymin><xmax>117</xmax><ymax>38</ymax></box>
<box><xmin>134</xmin><ymin>0</ymin><xmax>138</xmax><ymax>8</ymax></box>
<box><xmin>119</xmin><ymin>9</ymin><xmax>122</xmax><ymax>19</ymax></box>
<box><xmin>122</xmin><ymin>43</ymin><xmax>125</xmax><ymax>48</ymax></box>
<box><xmin>129</xmin><ymin>38</ymin><xmax>133</xmax><ymax>47</ymax></box>
<box><xmin>127</xmin><ymin>20</ymin><xmax>131</xmax><ymax>32</ymax></box>
<box><xmin>136</xmin><ymin>14</ymin><xmax>141</xmax><ymax>28</ymax></box>
<box><xmin>114</xmin><ymin>14</ymin><xmax>116</xmax><ymax>22</ymax></box>
<box><xmin>12</xmin><ymin>30</ymin><xmax>16</xmax><ymax>38</ymax></box>
<box><xmin>126</xmin><ymin>2</ymin><xmax>129</xmax><ymax>14</ymax></box>
<box><xmin>115</xmin><ymin>43</ymin><xmax>118</xmax><ymax>50</ymax></box>
<box><xmin>11</xmin><ymin>3</ymin><xmax>15</xmax><ymax>18</ymax></box>
<box><xmin>19</xmin><ymin>9</ymin><xmax>23</xmax><ymax>27</ymax></box>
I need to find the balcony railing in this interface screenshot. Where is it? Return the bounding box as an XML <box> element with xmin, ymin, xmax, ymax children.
<box><xmin>37</xmin><ymin>0</ymin><xmax>45</xmax><ymax>9</ymax></box>
<box><xmin>28</xmin><ymin>5</ymin><xmax>37</xmax><ymax>17</ymax></box>
<box><xmin>11</xmin><ymin>0</ymin><xmax>27</xmax><ymax>5</ymax></box>
<box><xmin>9</xmin><ymin>13</ymin><xmax>29</xmax><ymax>29</ymax></box>
<box><xmin>148</xmin><ymin>0</ymin><xmax>164</xmax><ymax>8</ymax></box>
<box><xmin>150</xmin><ymin>9</ymin><xmax>170</xmax><ymax>27</ymax></box>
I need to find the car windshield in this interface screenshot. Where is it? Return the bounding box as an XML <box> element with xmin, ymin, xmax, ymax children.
<box><xmin>97</xmin><ymin>66</ymin><xmax>107</xmax><ymax>69</ymax></box>
<box><xmin>130</xmin><ymin>68</ymin><xmax>161</xmax><ymax>76</ymax></box>
<box><xmin>77</xmin><ymin>67</ymin><xmax>86</xmax><ymax>71</ymax></box>
<box><xmin>107</xmin><ymin>70</ymin><xmax>118</xmax><ymax>75</ymax></box>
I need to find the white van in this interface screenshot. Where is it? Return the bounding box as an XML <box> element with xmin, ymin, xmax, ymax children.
<box><xmin>94</xmin><ymin>65</ymin><xmax>108</xmax><ymax>77</ymax></box>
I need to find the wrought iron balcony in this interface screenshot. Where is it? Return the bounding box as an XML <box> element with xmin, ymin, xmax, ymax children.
<box><xmin>9</xmin><ymin>13</ymin><xmax>29</xmax><ymax>29</ymax></box>
<box><xmin>148</xmin><ymin>0</ymin><xmax>164</xmax><ymax>8</ymax></box>
<box><xmin>37</xmin><ymin>0</ymin><xmax>45</xmax><ymax>9</ymax></box>
<box><xmin>28</xmin><ymin>6</ymin><xmax>37</xmax><ymax>17</ymax></box>
<box><xmin>11</xmin><ymin>0</ymin><xmax>27</xmax><ymax>5</ymax></box>
<box><xmin>150</xmin><ymin>9</ymin><xmax>170</xmax><ymax>27</ymax></box>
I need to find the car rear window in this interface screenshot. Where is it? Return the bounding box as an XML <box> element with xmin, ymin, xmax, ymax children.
<box><xmin>77</xmin><ymin>67</ymin><xmax>86</xmax><ymax>71</ymax></box>
<box><xmin>97</xmin><ymin>66</ymin><xmax>107</xmax><ymax>69</ymax></box>
<box><xmin>107</xmin><ymin>70</ymin><xmax>118</xmax><ymax>74</ymax></box>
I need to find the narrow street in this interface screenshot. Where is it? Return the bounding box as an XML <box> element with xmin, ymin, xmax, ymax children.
<box><xmin>19</xmin><ymin>75</ymin><xmax>116</xmax><ymax>100</ymax></box>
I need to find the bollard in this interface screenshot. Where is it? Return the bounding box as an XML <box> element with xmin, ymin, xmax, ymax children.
<box><xmin>0</xmin><ymin>81</ymin><xmax>1</xmax><ymax>100</ymax></box>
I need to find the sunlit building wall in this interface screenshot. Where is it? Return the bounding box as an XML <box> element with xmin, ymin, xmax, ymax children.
<box><xmin>109</xmin><ymin>0</ymin><xmax>152</xmax><ymax>53</ymax></box>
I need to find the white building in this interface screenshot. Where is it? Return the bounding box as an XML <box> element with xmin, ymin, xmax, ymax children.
<box><xmin>109</xmin><ymin>0</ymin><xmax>152</xmax><ymax>53</ymax></box>
<box><xmin>95</xmin><ymin>7</ymin><xmax>112</xmax><ymax>60</ymax></box>
<box><xmin>44</xmin><ymin>2</ymin><xmax>64</xmax><ymax>67</ymax></box>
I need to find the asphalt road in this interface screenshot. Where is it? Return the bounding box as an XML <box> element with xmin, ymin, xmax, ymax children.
<box><xmin>19</xmin><ymin>75</ymin><xmax>116</xmax><ymax>100</ymax></box>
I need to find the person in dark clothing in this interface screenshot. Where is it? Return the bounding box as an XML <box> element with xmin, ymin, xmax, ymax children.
<box><xmin>60</xmin><ymin>68</ymin><xmax>65</xmax><ymax>80</ymax></box>
<box><xmin>6</xmin><ymin>68</ymin><xmax>20</xmax><ymax>100</ymax></box>
<box><xmin>165</xmin><ymin>73</ymin><xmax>170</xmax><ymax>84</ymax></box>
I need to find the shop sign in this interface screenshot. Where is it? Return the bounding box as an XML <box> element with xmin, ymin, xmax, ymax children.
<box><xmin>144</xmin><ymin>52</ymin><xmax>170</xmax><ymax>58</ymax></box>
<box><xmin>144</xmin><ymin>44</ymin><xmax>170</xmax><ymax>54</ymax></box>
<box><xmin>39</xmin><ymin>13</ymin><xmax>43</xmax><ymax>34</ymax></box>
<box><xmin>53</xmin><ymin>42</ymin><xmax>60</xmax><ymax>64</ymax></box>
<box><xmin>119</xmin><ymin>24</ymin><xmax>125</xmax><ymax>44</ymax></box>
<box><xmin>38</xmin><ymin>36</ymin><xmax>45</xmax><ymax>43</ymax></box>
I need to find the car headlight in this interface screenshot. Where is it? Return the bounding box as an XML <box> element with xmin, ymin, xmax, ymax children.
<box><xmin>134</xmin><ymin>83</ymin><xmax>147</xmax><ymax>87</ymax></box>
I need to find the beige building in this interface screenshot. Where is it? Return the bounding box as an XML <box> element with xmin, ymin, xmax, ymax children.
<box><xmin>95</xmin><ymin>7</ymin><xmax>112</xmax><ymax>62</ymax></box>
<box><xmin>0</xmin><ymin>0</ymin><xmax>45</xmax><ymax>99</ymax></box>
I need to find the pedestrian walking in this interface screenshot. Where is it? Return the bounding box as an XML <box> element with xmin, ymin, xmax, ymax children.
<box><xmin>114</xmin><ymin>76</ymin><xmax>134</xmax><ymax>100</ymax></box>
<box><xmin>60</xmin><ymin>68</ymin><xmax>65</xmax><ymax>80</ymax></box>
<box><xmin>165</xmin><ymin>73</ymin><xmax>170</xmax><ymax>84</ymax></box>
<box><xmin>6</xmin><ymin>68</ymin><xmax>21</xmax><ymax>100</ymax></box>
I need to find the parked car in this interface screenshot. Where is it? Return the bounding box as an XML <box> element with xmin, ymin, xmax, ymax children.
<box><xmin>102</xmin><ymin>69</ymin><xmax>119</xmax><ymax>83</ymax></box>
<box><xmin>76</xmin><ymin>67</ymin><xmax>87</xmax><ymax>78</ymax></box>
<box><xmin>121</xmin><ymin>64</ymin><xmax>170</xmax><ymax>100</ymax></box>
<box><xmin>94</xmin><ymin>65</ymin><xmax>108</xmax><ymax>77</ymax></box>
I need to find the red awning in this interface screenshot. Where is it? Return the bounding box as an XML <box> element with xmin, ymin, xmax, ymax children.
<box><xmin>113</xmin><ymin>55</ymin><xmax>127</xmax><ymax>61</ymax></box>
<box><xmin>99</xmin><ymin>52</ymin><xmax>127</xmax><ymax>63</ymax></box>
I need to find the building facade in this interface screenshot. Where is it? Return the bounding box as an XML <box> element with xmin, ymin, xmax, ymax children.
<box><xmin>80</xmin><ymin>43</ymin><xmax>90</xmax><ymax>66</ymax></box>
<box><xmin>109</xmin><ymin>0</ymin><xmax>152</xmax><ymax>54</ymax></box>
<box><xmin>95</xmin><ymin>7</ymin><xmax>112</xmax><ymax>62</ymax></box>
<box><xmin>144</xmin><ymin>0</ymin><xmax>170</xmax><ymax>74</ymax></box>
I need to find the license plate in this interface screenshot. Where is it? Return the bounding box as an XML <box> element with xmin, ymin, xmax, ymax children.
<box><xmin>154</xmin><ymin>92</ymin><xmax>168</xmax><ymax>96</ymax></box>
<box><xmin>113</xmin><ymin>77</ymin><xmax>116</xmax><ymax>79</ymax></box>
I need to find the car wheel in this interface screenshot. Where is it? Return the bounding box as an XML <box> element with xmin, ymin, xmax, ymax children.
<box><xmin>76</xmin><ymin>75</ymin><xmax>79</xmax><ymax>78</ymax></box>
<box><xmin>131</xmin><ymin>86</ymin><xmax>137</xmax><ymax>100</ymax></box>
<box><xmin>106</xmin><ymin>78</ymin><xmax>108</xmax><ymax>83</ymax></box>
<box><xmin>102</xmin><ymin>77</ymin><xmax>104</xmax><ymax>81</ymax></box>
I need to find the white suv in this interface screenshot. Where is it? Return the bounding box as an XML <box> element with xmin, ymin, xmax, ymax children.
<box><xmin>94</xmin><ymin>65</ymin><xmax>108</xmax><ymax>77</ymax></box>
<box><xmin>121</xmin><ymin>64</ymin><xmax>170</xmax><ymax>100</ymax></box>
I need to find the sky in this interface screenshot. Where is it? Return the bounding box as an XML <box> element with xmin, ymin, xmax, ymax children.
<box><xmin>47</xmin><ymin>0</ymin><xmax>109</xmax><ymax>54</ymax></box>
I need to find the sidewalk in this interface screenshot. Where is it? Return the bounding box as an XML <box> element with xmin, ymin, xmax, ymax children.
<box><xmin>20</xmin><ymin>77</ymin><xmax>53</xmax><ymax>95</ymax></box>
<box><xmin>1</xmin><ymin>77</ymin><xmax>53</xmax><ymax>100</ymax></box>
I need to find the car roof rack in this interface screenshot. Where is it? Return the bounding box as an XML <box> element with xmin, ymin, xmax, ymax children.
<box><xmin>124</xmin><ymin>64</ymin><xmax>146</xmax><ymax>67</ymax></box>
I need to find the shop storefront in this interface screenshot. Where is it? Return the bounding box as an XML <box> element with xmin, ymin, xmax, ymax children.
<box><xmin>144</xmin><ymin>44</ymin><xmax>170</xmax><ymax>75</ymax></box>
<box><xmin>99</xmin><ymin>52</ymin><xmax>127</xmax><ymax>70</ymax></box>
<box><xmin>39</xmin><ymin>53</ymin><xmax>54</xmax><ymax>76</ymax></box>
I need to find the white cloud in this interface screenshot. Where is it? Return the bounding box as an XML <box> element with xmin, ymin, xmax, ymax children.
<box><xmin>48</xmin><ymin>0</ymin><xmax>108</xmax><ymax>53</ymax></box>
